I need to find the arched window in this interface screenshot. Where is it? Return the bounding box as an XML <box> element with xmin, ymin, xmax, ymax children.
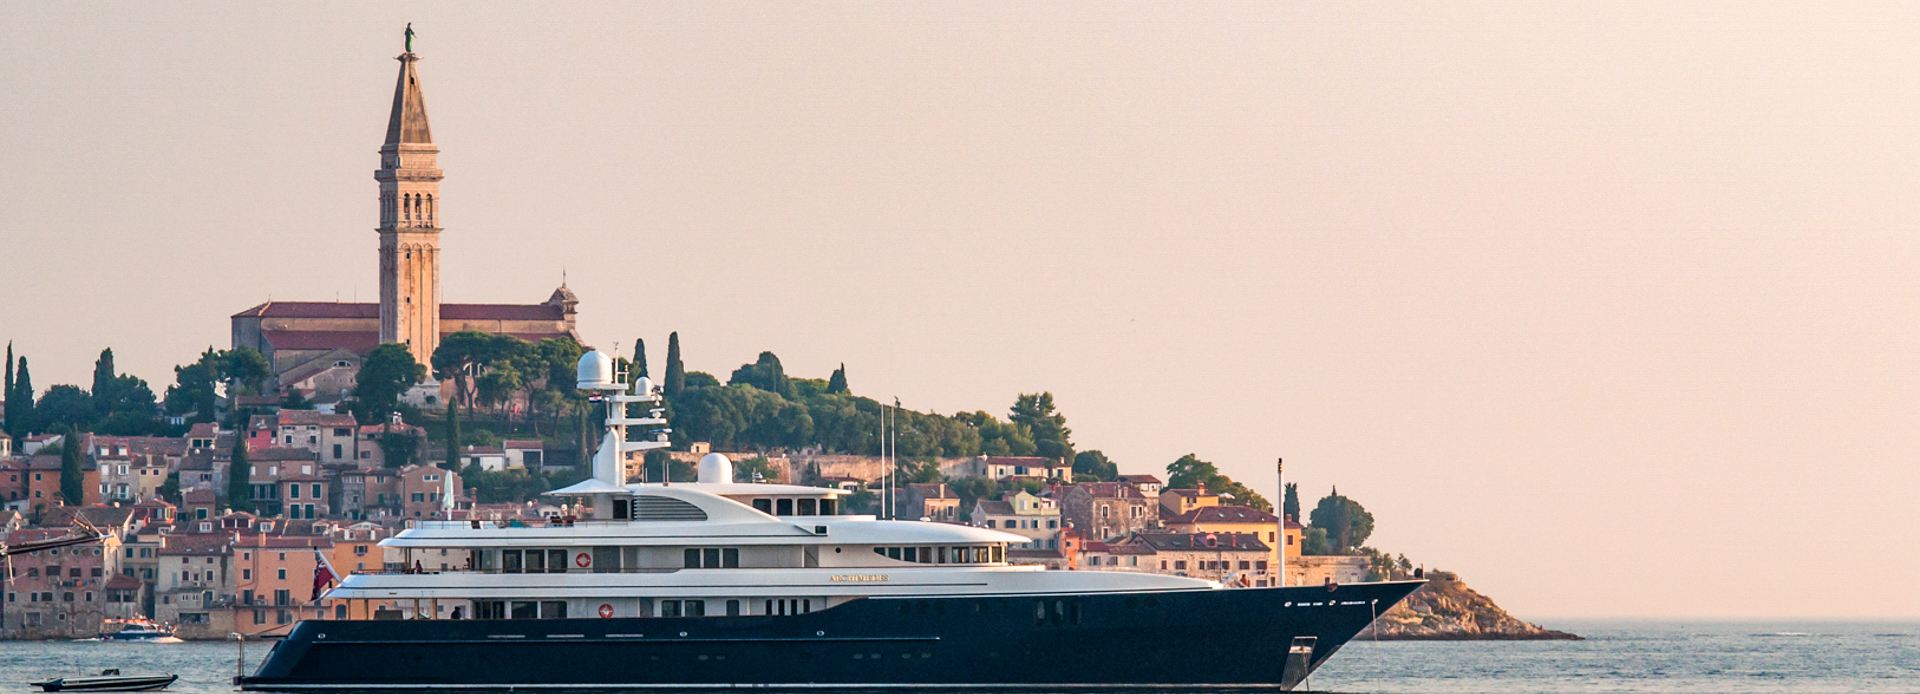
<box><xmin>403</xmin><ymin>194</ymin><xmax>412</xmax><ymax>221</ymax></box>
<box><xmin>426</xmin><ymin>194</ymin><xmax>434</xmax><ymax>223</ymax></box>
<box><xmin>413</xmin><ymin>195</ymin><xmax>423</xmax><ymax>222</ymax></box>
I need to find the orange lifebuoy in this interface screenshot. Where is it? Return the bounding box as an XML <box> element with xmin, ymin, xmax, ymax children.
<box><xmin>598</xmin><ymin>603</ymin><xmax>614</xmax><ymax>619</ymax></box>
<box><xmin>575</xmin><ymin>552</ymin><xmax>591</xmax><ymax>568</ymax></box>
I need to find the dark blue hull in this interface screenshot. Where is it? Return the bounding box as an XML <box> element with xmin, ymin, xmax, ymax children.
<box><xmin>240</xmin><ymin>581</ymin><xmax>1423</xmax><ymax>691</ymax></box>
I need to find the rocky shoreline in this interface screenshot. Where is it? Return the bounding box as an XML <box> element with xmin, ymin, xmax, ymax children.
<box><xmin>1365</xmin><ymin>570</ymin><xmax>1580</xmax><ymax>640</ymax></box>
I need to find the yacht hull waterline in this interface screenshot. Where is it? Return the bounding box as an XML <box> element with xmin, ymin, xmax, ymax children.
<box><xmin>239</xmin><ymin>580</ymin><xmax>1423</xmax><ymax>691</ymax></box>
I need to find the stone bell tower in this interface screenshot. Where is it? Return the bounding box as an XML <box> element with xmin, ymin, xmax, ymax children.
<box><xmin>376</xmin><ymin>27</ymin><xmax>443</xmax><ymax>366</ymax></box>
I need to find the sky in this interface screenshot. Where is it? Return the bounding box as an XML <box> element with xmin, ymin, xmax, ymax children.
<box><xmin>3</xmin><ymin>1</ymin><xmax>1917</xmax><ymax>621</ymax></box>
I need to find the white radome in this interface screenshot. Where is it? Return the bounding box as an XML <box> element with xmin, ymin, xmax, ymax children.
<box><xmin>576</xmin><ymin>350</ymin><xmax>615</xmax><ymax>390</ymax></box>
<box><xmin>697</xmin><ymin>453</ymin><xmax>733</xmax><ymax>484</ymax></box>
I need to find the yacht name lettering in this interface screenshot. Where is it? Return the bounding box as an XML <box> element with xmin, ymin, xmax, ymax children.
<box><xmin>830</xmin><ymin>574</ymin><xmax>890</xmax><ymax>583</ymax></box>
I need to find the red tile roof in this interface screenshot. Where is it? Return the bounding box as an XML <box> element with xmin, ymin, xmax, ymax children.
<box><xmin>233</xmin><ymin>302</ymin><xmax>379</xmax><ymax>319</ymax></box>
<box><xmin>1163</xmin><ymin>506</ymin><xmax>1289</xmax><ymax>526</ymax></box>
<box><xmin>442</xmin><ymin>303</ymin><xmax>564</xmax><ymax>321</ymax></box>
<box><xmin>262</xmin><ymin>330</ymin><xmax>384</xmax><ymax>353</ymax></box>
<box><xmin>278</xmin><ymin>410</ymin><xmax>357</xmax><ymax>427</ymax></box>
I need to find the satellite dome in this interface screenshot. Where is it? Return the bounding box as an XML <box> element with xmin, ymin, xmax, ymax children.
<box><xmin>576</xmin><ymin>350</ymin><xmax>615</xmax><ymax>390</ymax></box>
<box><xmin>697</xmin><ymin>453</ymin><xmax>733</xmax><ymax>485</ymax></box>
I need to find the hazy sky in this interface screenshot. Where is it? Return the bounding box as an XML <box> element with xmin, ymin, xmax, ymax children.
<box><xmin>4</xmin><ymin>1</ymin><xmax>1917</xmax><ymax>620</ymax></box>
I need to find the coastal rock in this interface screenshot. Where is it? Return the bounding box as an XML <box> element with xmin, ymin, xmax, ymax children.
<box><xmin>1365</xmin><ymin>570</ymin><xmax>1579</xmax><ymax>640</ymax></box>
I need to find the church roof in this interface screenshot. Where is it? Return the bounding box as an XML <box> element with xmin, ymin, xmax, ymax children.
<box><xmin>442</xmin><ymin>303</ymin><xmax>566</xmax><ymax>321</ymax></box>
<box><xmin>263</xmin><ymin>330</ymin><xmax>383</xmax><ymax>353</ymax></box>
<box><xmin>385</xmin><ymin>52</ymin><xmax>432</xmax><ymax>146</ymax></box>
<box><xmin>233</xmin><ymin>301</ymin><xmax>378</xmax><ymax>319</ymax></box>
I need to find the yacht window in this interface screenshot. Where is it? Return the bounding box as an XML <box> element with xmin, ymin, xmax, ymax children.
<box><xmin>798</xmin><ymin>498</ymin><xmax>817</xmax><ymax>515</ymax></box>
<box><xmin>683</xmin><ymin>547</ymin><xmax>741</xmax><ymax>569</ymax></box>
<box><xmin>703</xmin><ymin>548</ymin><xmax>721</xmax><ymax>567</ymax></box>
<box><xmin>477</xmin><ymin>552</ymin><xmax>494</xmax><ymax>571</ymax></box>
<box><xmin>510</xmin><ymin>601</ymin><xmax>537</xmax><ymax>620</ymax></box>
<box><xmin>662</xmin><ymin>600</ymin><xmax>683</xmax><ymax>618</ymax></box>
<box><xmin>541</xmin><ymin>601</ymin><xmax>567</xmax><ymax>619</ymax></box>
<box><xmin>937</xmin><ymin>547</ymin><xmax>949</xmax><ymax>563</ymax></box>
<box><xmin>752</xmin><ymin>498</ymin><xmax>773</xmax><ymax>514</ymax></box>
<box><xmin>776</xmin><ymin>498</ymin><xmax>794</xmax><ymax>516</ymax></box>
<box><xmin>903</xmin><ymin>547</ymin><xmax>919</xmax><ymax>563</ymax></box>
<box><xmin>917</xmin><ymin>548</ymin><xmax>933</xmax><ymax>564</ymax></box>
<box><xmin>820</xmin><ymin>499</ymin><xmax>838</xmax><ymax>515</ymax></box>
<box><xmin>726</xmin><ymin>600</ymin><xmax>741</xmax><ymax>617</ymax></box>
<box><xmin>525</xmin><ymin>551</ymin><xmax>546</xmax><ymax>573</ymax></box>
<box><xmin>502</xmin><ymin>551</ymin><xmax>523</xmax><ymax>574</ymax></box>
<box><xmin>613</xmin><ymin>498</ymin><xmax>631</xmax><ymax>519</ymax></box>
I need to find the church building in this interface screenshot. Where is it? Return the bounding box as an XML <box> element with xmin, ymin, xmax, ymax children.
<box><xmin>232</xmin><ymin>39</ymin><xmax>579</xmax><ymax>397</ymax></box>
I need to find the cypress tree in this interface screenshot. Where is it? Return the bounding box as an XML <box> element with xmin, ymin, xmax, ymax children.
<box><xmin>226</xmin><ymin>436</ymin><xmax>251</xmax><ymax>512</ymax></box>
<box><xmin>444</xmin><ymin>398</ymin><xmax>461</xmax><ymax>471</ymax></box>
<box><xmin>663</xmin><ymin>332</ymin><xmax>685</xmax><ymax>396</ymax></box>
<box><xmin>59</xmin><ymin>431</ymin><xmax>85</xmax><ymax>506</ymax></box>
<box><xmin>92</xmin><ymin>348</ymin><xmax>115</xmax><ymax>401</ymax></box>
<box><xmin>827</xmin><ymin>363</ymin><xmax>849</xmax><ymax>394</ymax></box>
<box><xmin>3</xmin><ymin>341</ymin><xmax>13</xmax><ymax>436</ymax></box>
<box><xmin>8</xmin><ymin>356</ymin><xmax>33</xmax><ymax>439</ymax></box>
<box><xmin>1283</xmin><ymin>482</ymin><xmax>1300</xmax><ymax>522</ymax></box>
<box><xmin>633</xmin><ymin>338</ymin><xmax>649</xmax><ymax>379</ymax></box>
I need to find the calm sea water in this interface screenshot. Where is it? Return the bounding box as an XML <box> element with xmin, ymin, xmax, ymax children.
<box><xmin>0</xmin><ymin>621</ymin><xmax>1912</xmax><ymax>693</ymax></box>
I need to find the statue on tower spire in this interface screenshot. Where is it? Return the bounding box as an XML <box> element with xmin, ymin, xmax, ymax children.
<box><xmin>405</xmin><ymin>23</ymin><xmax>415</xmax><ymax>53</ymax></box>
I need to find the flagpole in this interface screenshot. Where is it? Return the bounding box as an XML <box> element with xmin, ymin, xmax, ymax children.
<box><xmin>1275</xmin><ymin>457</ymin><xmax>1285</xmax><ymax>588</ymax></box>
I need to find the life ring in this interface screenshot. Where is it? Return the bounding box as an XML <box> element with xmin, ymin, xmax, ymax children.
<box><xmin>575</xmin><ymin>552</ymin><xmax>591</xmax><ymax>568</ymax></box>
<box><xmin>598</xmin><ymin>603</ymin><xmax>614</xmax><ymax>619</ymax></box>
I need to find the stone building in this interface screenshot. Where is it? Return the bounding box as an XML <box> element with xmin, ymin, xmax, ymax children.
<box><xmin>1162</xmin><ymin>505</ymin><xmax>1303</xmax><ymax>569</ymax></box>
<box><xmin>1084</xmin><ymin>531</ymin><xmax>1276</xmax><ymax>587</ymax></box>
<box><xmin>1060</xmin><ymin>482</ymin><xmax>1158</xmax><ymax>542</ymax></box>
<box><xmin>230</xmin><ymin>41</ymin><xmax>579</xmax><ymax>383</ymax></box>
<box><xmin>0</xmin><ymin>529</ymin><xmax>123</xmax><ymax>639</ymax></box>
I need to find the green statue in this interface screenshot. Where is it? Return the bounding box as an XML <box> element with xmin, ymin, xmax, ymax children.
<box><xmin>405</xmin><ymin>23</ymin><xmax>415</xmax><ymax>53</ymax></box>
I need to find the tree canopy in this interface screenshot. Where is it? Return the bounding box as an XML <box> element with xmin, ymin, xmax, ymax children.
<box><xmin>354</xmin><ymin>343</ymin><xmax>424</xmax><ymax>423</ymax></box>
<box><xmin>1009</xmin><ymin>392</ymin><xmax>1072</xmax><ymax>462</ymax></box>
<box><xmin>1073</xmin><ymin>450</ymin><xmax>1119</xmax><ymax>481</ymax></box>
<box><xmin>1164</xmin><ymin>453</ymin><xmax>1272</xmax><ymax>512</ymax></box>
<box><xmin>59</xmin><ymin>432</ymin><xmax>85</xmax><ymax>506</ymax></box>
<box><xmin>1306</xmin><ymin>487</ymin><xmax>1374</xmax><ymax>554</ymax></box>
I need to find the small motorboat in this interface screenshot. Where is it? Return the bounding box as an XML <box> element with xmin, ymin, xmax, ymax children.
<box><xmin>30</xmin><ymin>669</ymin><xmax>178</xmax><ymax>692</ymax></box>
<box><xmin>98</xmin><ymin>618</ymin><xmax>177</xmax><ymax>642</ymax></box>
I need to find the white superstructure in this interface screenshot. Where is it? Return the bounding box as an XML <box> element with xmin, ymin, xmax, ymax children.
<box><xmin>325</xmin><ymin>350</ymin><xmax>1215</xmax><ymax>621</ymax></box>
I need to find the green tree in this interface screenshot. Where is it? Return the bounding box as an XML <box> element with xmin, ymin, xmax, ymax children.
<box><xmin>1009</xmin><ymin>392</ymin><xmax>1072</xmax><ymax>462</ymax></box>
<box><xmin>220</xmin><ymin>347</ymin><xmax>272</xmax><ymax>396</ymax></box>
<box><xmin>728</xmin><ymin>351</ymin><xmax>792</xmax><ymax>397</ymax></box>
<box><xmin>1302</xmin><ymin>527</ymin><xmax>1334</xmax><ymax>555</ymax></box>
<box><xmin>632</xmin><ymin>338</ymin><xmax>649</xmax><ymax>379</ymax></box>
<box><xmin>36</xmin><ymin>385</ymin><xmax>95</xmax><ymax>433</ymax></box>
<box><xmin>355</xmin><ymin>343</ymin><xmax>425</xmax><ymax>423</ymax></box>
<box><xmin>59</xmin><ymin>432</ymin><xmax>84</xmax><ymax>506</ymax></box>
<box><xmin>826</xmin><ymin>363</ymin><xmax>848</xmax><ymax>394</ymax></box>
<box><xmin>683</xmin><ymin>371</ymin><xmax>718</xmax><ymax>389</ymax></box>
<box><xmin>91</xmin><ymin>348</ymin><xmax>116</xmax><ymax>411</ymax></box>
<box><xmin>164</xmin><ymin>349</ymin><xmax>220</xmax><ymax>424</ymax></box>
<box><xmin>226</xmin><ymin>437</ymin><xmax>252</xmax><ymax>512</ymax></box>
<box><xmin>1283</xmin><ymin>482</ymin><xmax>1300</xmax><ymax>522</ymax></box>
<box><xmin>1164</xmin><ymin>453</ymin><xmax>1271</xmax><ymax>511</ymax></box>
<box><xmin>663</xmin><ymin>332</ymin><xmax>685</xmax><ymax>396</ymax></box>
<box><xmin>1072</xmin><ymin>450</ymin><xmax>1119</xmax><ymax>481</ymax></box>
<box><xmin>431</xmin><ymin>331</ymin><xmax>530</xmax><ymax>408</ymax></box>
<box><xmin>3</xmin><ymin>341</ymin><xmax>12</xmax><ymax>436</ymax></box>
<box><xmin>444</xmin><ymin>399</ymin><xmax>461</xmax><ymax>471</ymax></box>
<box><xmin>380</xmin><ymin>431</ymin><xmax>419</xmax><ymax>469</ymax></box>
<box><xmin>1307</xmin><ymin>487</ymin><xmax>1375</xmax><ymax>554</ymax></box>
<box><xmin>6</xmin><ymin>356</ymin><xmax>34</xmax><ymax>439</ymax></box>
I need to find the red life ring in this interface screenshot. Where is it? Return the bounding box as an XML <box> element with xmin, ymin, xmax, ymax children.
<box><xmin>598</xmin><ymin>603</ymin><xmax>614</xmax><ymax>619</ymax></box>
<box><xmin>575</xmin><ymin>552</ymin><xmax>591</xmax><ymax>568</ymax></box>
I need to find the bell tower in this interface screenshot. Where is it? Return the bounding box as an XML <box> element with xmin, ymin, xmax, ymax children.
<box><xmin>376</xmin><ymin>26</ymin><xmax>443</xmax><ymax>366</ymax></box>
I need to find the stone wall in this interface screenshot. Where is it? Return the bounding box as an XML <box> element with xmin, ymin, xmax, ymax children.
<box><xmin>1285</xmin><ymin>555</ymin><xmax>1370</xmax><ymax>587</ymax></box>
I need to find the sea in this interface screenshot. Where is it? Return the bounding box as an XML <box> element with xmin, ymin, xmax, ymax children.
<box><xmin>0</xmin><ymin>621</ymin><xmax>1912</xmax><ymax>693</ymax></box>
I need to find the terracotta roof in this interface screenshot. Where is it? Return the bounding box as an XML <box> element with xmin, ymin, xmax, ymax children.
<box><xmin>187</xmin><ymin>423</ymin><xmax>220</xmax><ymax>439</ymax></box>
<box><xmin>1119</xmin><ymin>474</ymin><xmax>1163</xmax><ymax>484</ymax></box>
<box><xmin>441</xmin><ymin>303</ymin><xmax>564</xmax><ymax>321</ymax></box>
<box><xmin>278</xmin><ymin>410</ymin><xmax>357</xmax><ymax>427</ymax></box>
<box><xmin>234</xmin><ymin>302</ymin><xmax>379</xmax><ymax>319</ymax></box>
<box><xmin>973</xmin><ymin>499</ymin><xmax>1015</xmax><ymax>515</ymax></box>
<box><xmin>983</xmin><ymin>456</ymin><xmax>1057</xmax><ymax>466</ymax></box>
<box><xmin>104</xmin><ymin>574</ymin><xmax>144</xmax><ymax>590</ymax></box>
<box><xmin>159</xmin><ymin>533</ymin><xmax>233</xmax><ymax>555</ymax></box>
<box><xmin>1129</xmin><ymin>532</ymin><xmax>1270</xmax><ymax>553</ymax></box>
<box><xmin>1070</xmin><ymin>482</ymin><xmax>1146</xmax><ymax>500</ymax></box>
<box><xmin>262</xmin><ymin>330</ymin><xmax>383</xmax><ymax>353</ymax></box>
<box><xmin>502</xmin><ymin>439</ymin><xmax>543</xmax><ymax>450</ymax></box>
<box><xmin>252</xmin><ymin>447</ymin><xmax>321</xmax><ymax>462</ymax></box>
<box><xmin>1163</xmin><ymin>506</ymin><xmax>1287</xmax><ymax>526</ymax></box>
<box><xmin>182</xmin><ymin>489</ymin><xmax>216</xmax><ymax>504</ymax></box>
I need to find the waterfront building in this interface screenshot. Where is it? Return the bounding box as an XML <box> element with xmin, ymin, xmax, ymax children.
<box><xmin>1159</xmin><ymin>485</ymin><xmax>1222</xmax><ymax>517</ymax></box>
<box><xmin>1163</xmin><ymin>505</ymin><xmax>1304</xmax><ymax>569</ymax></box>
<box><xmin>1119</xmin><ymin>473</ymin><xmax>1164</xmax><ymax>497</ymax></box>
<box><xmin>898</xmin><ymin>482</ymin><xmax>960</xmax><ymax>522</ymax></box>
<box><xmin>970</xmin><ymin>489</ymin><xmax>1062</xmax><ymax>549</ymax></box>
<box><xmin>1085</xmin><ymin>531</ymin><xmax>1276</xmax><ymax>587</ymax></box>
<box><xmin>0</xmin><ymin>528</ymin><xmax>123</xmax><ymax>639</ymax></box>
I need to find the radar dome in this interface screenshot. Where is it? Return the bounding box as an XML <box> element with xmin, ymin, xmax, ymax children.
<box><xmin>697</xmin><ymin>453</ymin><xmax>734</xmax><ymax>484</ymax></box>
<box><xmin>576</xmin><ymin>350</ymin><xmax>616</xmax><ymax>390</ymax></box>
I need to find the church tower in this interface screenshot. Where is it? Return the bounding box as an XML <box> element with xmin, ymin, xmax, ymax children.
<box><xmin>376</xmin><ymin>30</ymin><xmax>443</xmax><ymax>366</ymax></box>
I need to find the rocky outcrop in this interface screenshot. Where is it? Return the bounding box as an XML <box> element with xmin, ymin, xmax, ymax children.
<box><xmin>1365</xmin><ymin>570</ymin><xmax>1579</xmax><ymax>640</ymax></box>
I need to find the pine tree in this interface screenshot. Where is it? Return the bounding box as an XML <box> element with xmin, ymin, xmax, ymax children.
<box><xmin>226</xmin><ymin>436</ymin><xmax>252</xmax><ymax>512</ymax></box>
<box><xmin>663</xmin><ymin>332</ymin><xmax>685</xmax><ymax>396</ymax></box>
<box><xmin>827</xmin><ymin>363</ymin><xmax>849</xmax><ymax>394</ymax></box>
<box><xmin>59</xmin><ymin>431</ymin><xmax>85</xmax><ymax>506</ymax></box>
<box><xmin>444</xmin><ymin>399</ymin><xmax>461</xmax><ymax>471</ymax></box>
<box><xmin>633</xmin><ymin>338</ymin><xmax>649</xmax><ymax>379</ymax></box>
